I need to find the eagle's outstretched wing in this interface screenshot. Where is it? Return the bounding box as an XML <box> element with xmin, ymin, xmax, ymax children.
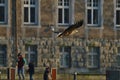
<box><xmin>57</xmin><ymin>20</ymin><xmax>83</xmax><ymax>37</ymax></box>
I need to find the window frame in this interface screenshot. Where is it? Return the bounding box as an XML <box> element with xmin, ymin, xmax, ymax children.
<box><xmin>58</xmin><ymin>0</ymin><xmax>74</xmax><ymax>26</ymax></box>
<box><xmin>86</xmin><ymin>0</ymin><xmax>103</xmax><ymax>27</ymax></box>
<box><xmin>114</xmin><ymin>0</ymin><xmax>120</xmax><ymax>29</ymax></box>
<box><xmin>87</xmin><ymin>47</ymin><xmax>100</xmax><ymax>68</ymax></box>
<box><xmin>59</xmin><ymin>46</ymin><xmax>71</xmax><ymax>68</ymax></box>
<box><xmin>0</xmin><ymin>0</ymin><xmax>7</xmax><ymax>24</ymax></box>
<box><xmin>25</xmin><ymin>45</ymin><xmax>37</xmax><ymax>66</ymax></box>
<box><xmin>116</xmin><ymin>47</ymin><xmax>120</xmax><ymax>66</ymax></box>
<box><xmin>0</xmin><ymin>45</ymin><xmax>6</xmax><ymax>66</ymax></box>
<box><xmin>23</xmin><ymin>0</ymin><xmax>38</xmax><ymax>25</ymax></box>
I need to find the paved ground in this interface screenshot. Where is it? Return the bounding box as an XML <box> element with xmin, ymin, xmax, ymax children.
<box><xmin>0</xmin><ymin>72</ymin><xmax>106</xmax><ymax>80</ymax></box>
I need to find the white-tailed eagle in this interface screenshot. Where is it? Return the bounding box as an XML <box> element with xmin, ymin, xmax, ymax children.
<box><xmin>57</xmin><ymin>20</ymin><xmax>83</xmax><ymax>37</ymax></box>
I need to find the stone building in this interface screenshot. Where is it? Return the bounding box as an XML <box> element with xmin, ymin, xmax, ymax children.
<box><xmin>0</xmin><ymin>0</ymin><xmax>120</xmax><ymax>74</ymax></box>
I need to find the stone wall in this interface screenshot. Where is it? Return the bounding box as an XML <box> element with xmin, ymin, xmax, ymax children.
<box><xmin>23</xmin><ymin>37</ymin><xmax>119</xmax><ymax>73</ymax></box>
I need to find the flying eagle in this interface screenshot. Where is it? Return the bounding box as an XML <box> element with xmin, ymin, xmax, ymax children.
<box><xmin>57</xmin><ymin>20</ymin><xmax>84</xmax><ymax>38</ymax></box>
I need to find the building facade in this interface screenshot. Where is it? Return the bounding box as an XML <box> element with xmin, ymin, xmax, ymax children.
<box><xmin>0</xmin><ymin>0</ymin><xmax>120</xmax><ymax>74</ymax></box>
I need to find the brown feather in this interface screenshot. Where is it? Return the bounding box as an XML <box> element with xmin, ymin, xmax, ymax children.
<box><xmin>57</xmin><ymin>20</ymin><xmax>83</xmax><ymax>37</ymax></box>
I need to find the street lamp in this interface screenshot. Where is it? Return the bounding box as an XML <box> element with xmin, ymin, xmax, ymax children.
<box><xmin>51</xmin><ymin>26</ymin><xmax>55</xmax><ymax>55</ymax></box>
<box><xmin>51</xmin><ymin>26</ymin><xmax>57</xmax><ymax>80</ymax></box>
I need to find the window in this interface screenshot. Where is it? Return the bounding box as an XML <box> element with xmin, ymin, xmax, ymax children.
<box><xmin>24</xmin><ymin>0</ymin><xmax>38</xmax><ymax>24</ymax></box>
<box><xmin>59</xmin><ymin>46</ymin><xmax>71</xmax><ymax>68</ymax></box>
<box><xmin>0</xmin><ymin>0</ymin><xmax>7</xmax><ymax>23</ymax></box>
<box><xmin>87</xmin><ymin>47</ymin><xmax>100</xmax><ymax>68</ymax></box>
<box><xmin>86</xmin><ymin>0</ymin><xmax>102</xmax><ymax>27</ymax></box>
<box><xmin>58</xmin><ymin>0</ymin><xmax>71</xmax><ymax>25</ymax></box>
<box><xmin>25</xmin><ymin>45</ymin><xmax>37</xmax><ymax>66</ymax></box>
<box><xmin>115</xmin><ymin>0</ymin><xmax>120</xmax><ymax>28</ymax></box>
<box><xmin>116</xmin><ymin>47</ymin><xmax>120</xmax><ymax>66</ymax></box>
<box><xmin>0</xmin><ymin>45</ymin><xmax>6</xmax><ymax>66</ymax></box>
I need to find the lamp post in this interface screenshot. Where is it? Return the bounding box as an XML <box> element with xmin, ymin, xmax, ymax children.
<box><xmin>51</xmin><ymin>26</ymin><xmax>56</xmax><ymax>68</ymax></box>
<box><xmin>51</xmin><ymin>26</ymin><xmax>57</xmax><ymax>80</ymax></box>
<box><xmin>51</xmin><ymin>26</ymin><xmax>55</xmax><ymax>55</ymax></box>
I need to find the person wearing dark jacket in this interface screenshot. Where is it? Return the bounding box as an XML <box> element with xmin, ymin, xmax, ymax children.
<box><xmin>17</xmin><ymin>53</ymin><xmax>25</xmax><ymax>80</ymax></box>
<box><xmin>43</xmin><ymin>67</ymin><xmax>52</xmax><ymax>80</ymax></box>
<box><xmin>28</xmin><ymin>61</ymin><xmax>34</xmax><ymax>80</ymax></box>
<box><xmin>43</xmin><ymin>67</ymin><xmax>49</xmax><ymax>80</ymax></box>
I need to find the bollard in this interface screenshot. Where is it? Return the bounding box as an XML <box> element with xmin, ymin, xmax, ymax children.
<box><xmin>7</xmin><ymin>68</ymin><xmax>10</xmax><ymax>80</ymax></box>
<box><xmin>52</xmin><ymin>68</ymin><xmax>57</xmax><ymax>80</ymax></box>
<box><xmin>7</xmin><ymin>67</ymin><xmax>15</xmax><ymax>80</ymax></box>
<box><xmin>0</xmin><ymin>71</ymin><xmax>1</xmax><ymax>80</ymax></box>
<box><xmin>73</xmin><ymin>72</ymin><xmax>77</xmax><ymax>80</ymax></box>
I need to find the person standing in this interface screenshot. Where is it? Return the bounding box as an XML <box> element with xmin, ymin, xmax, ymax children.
<box><xmin>17</xmin><ymin>53</ymin><xmax>25</xmax><ymax>80</ymax></box>
<box><xmin>28</xmin><ymin>61</ymin><xmax>34</xmax><ymax>80</ymax></box>
<box><xmin>43</xmin><ymin>67</ymin><xmax>52</xmax><ymax>80</ymax></box>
